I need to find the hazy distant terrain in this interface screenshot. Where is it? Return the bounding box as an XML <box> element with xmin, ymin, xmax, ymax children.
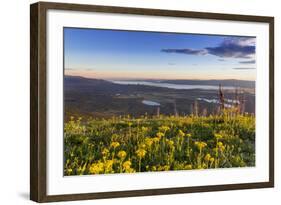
<box><xmin>64</xmin><ymin>76</ymin><xmax>255</xmax><ymax>119</ymax></box>
<box><xmin>160</xmin><ymin>79</ymin><xmax>255</xmax><ymax>88</ymax></box>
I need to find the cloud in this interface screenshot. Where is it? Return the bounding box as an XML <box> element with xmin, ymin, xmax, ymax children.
<box><xmin>161</xmin><ymin>37</ymin><xmax>256</xmax><ymax>59</ymax></box>
<box><xmin>205</xmin><ymin>37</ymin><xmax>255</xmax><ymax>59</ymax></box>
<box><xmin>224</xmin><ymin>37</ymin><xmax>255</xmax><ymax>47</ymax></box>
<box><xmin>161</xmin><ymin>48</ymin><xmax>207</xmax><ymax>55</ymax></box>
<box><xmin>232</xmin><ymin>67</ymin><xmax>256</xmax><ymax>70</ymax></box>
<box><xmin>239</xmin><ymin>60</ymin><xmax>256</xmax><ymax>64</ymax></box>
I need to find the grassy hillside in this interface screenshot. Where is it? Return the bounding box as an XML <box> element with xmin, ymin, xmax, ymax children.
<box><xmin>64</xmin><ymin>111</ymin><xmax>255</xmax><ymax>175</ymax></box>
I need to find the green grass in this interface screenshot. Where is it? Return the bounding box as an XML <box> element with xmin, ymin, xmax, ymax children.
<box><xmin>64</xmin><ymin>110</ymin><xmax>255</xmax><ymax>175</ymax></box>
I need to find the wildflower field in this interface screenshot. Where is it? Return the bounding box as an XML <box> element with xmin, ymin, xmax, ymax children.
<box><xmin>64</xmin><ymin>111</ymin><xmax>255</xmax><ymax>176</ymax></box>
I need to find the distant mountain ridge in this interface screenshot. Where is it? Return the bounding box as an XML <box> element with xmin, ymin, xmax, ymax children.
<box><xmin>65</xmin><ymin>76</ymin><xmax>255</xmax><ymax>89</ymax></box>
<box><xmin>159</xmin><ymin>79</ymin><xmax>255</xmax><ymax>88</ymax></box>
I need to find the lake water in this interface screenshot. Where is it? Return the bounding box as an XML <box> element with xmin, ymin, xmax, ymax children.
<box><xmin>111</xmin><ymin>80</ymin><xmax>236</xmax><ymax>90</ymax></box>
<box><xmin>197</xmin><ymin>97</ymin><xmax>240</xmax><ymax>108</ymax></box>
<box><xmin>142</xmin><ymin>100</ymin><xmax>160</xmax><ymax>106</ymax></box>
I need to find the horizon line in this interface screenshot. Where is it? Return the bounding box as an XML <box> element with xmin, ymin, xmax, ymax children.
<box><xmin>64</xmin><ymin>67</ymin><xmax>256</xmax><ymax>81</ymax></box>
<box><xmin>64</xmin><ymin>74</ymin><xmax>256</xmax><ymax>82</ymax></box>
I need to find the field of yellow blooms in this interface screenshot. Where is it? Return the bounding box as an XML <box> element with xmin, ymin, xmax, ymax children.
<box><xmin>64</xmin><ymin>112</ymin><xmax>255</xmax><ymax>175</ymax></box>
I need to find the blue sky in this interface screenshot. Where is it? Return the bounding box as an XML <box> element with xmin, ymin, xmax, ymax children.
<box><xmin>64</xmin><ymin>27</ymin><xmax>256</xmax><ymax>80</ymax></box>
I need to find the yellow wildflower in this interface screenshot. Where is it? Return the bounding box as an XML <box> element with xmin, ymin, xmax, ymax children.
<box><xmin>89</xmin><ymin>162</ymin><xmax>104</xmax><ymax>174</ymax></box>
<box><xmin>152</xmin><ymin>137</ymin><xmax>160</xmax><ymax>143</ymax></box>
<box><xmin>139</xmin><ymin>143</ymin><xmax>146</xmax><ymax>149</ymax></box>
<box><xmin>123</xmin><ymin>160</ymin><xmax>132</xmax><ymax>170</ymax></box>
<box><xmin>117</xmin><ymin>150</ymin><xmax>127</xmax><ymax>159</ymax></box>
<box><xmin>197</xmin><ymin>165</ymin><xmax>203</xmax><ymax>169</ymax></box>
<box><xmin>104</xmin><ymin>160</ymin><xmax>113</xmax><ymax>172</ymax></box>
<box><xmin>217</xmin><ymin>141</ymin><xmax>223</xmax><ymax>147</ymax></box>
<box><xmin>217</xmin><ymin>142</ymin><xmax>225</xmax><ymax>151</ymax></box>
<box><xmin>186</xmin><ymin>133</ymin><xmax>192</xmax><ymax>138</ymax></box>
<box><xmin>156</xmin><ymin>132</ymin><xmax>164</xmax><ymax>138</ymax></box>
<box><xmin>159</xmin><ymin>125</ymin><xmax>170</xmax><ymax>133</ymax></box>
<box><xmin>178</xmin><ymin>129</ymin><xmax>185</xmax><ymax>138</ymax></box>
<box><xmin>141</xmin><ymin>126</ymin><xmax>148</xmax><ymax>132</ymax></box>
<box><xmin>102</xmin><ymin>148</ymin><xmax>109</xmax><ymax>156</ymax></box>
<box><xmin>195</xmin><ymin>141</ymin><xmax>207</xmax><ymax>149</ymax></box>
<box><xmin>204</xmin><ymin>154</ymin><xmax>211</xmax><ymax>161</ymax></box>
<box><xmin>125</xmin><ymin>168</ymin><xmax>135</xmax><ymax>173</ymax></box>
<box><xmin>163</xmin><ymin>165</ymin><xmax>170</xmax><ymax>171</ymax></box>
<box><xmin>166</xmin><ymin>139</ymin><xmax>174</xmax><ymax>147</ymax></box>
<box><xmin>185</xmin><ymin>164</ymin><xmax>192</xmax><ymax>170</ymax></box>
<box><xmin>66</xmin><ymin>168</ymin><xmax>73</xmax><ymax>175</ymax></box>
<box><xmin>136</xmin><ymin>149</ymin><xmax>146</xmax><ymax>158</ymax></box>
<box><xmin>214</xmin><ymin>133</ymin><xmax>223</xmax><ymax>140</ymax></box>
<box><xmin>145</xmin><ymin>138</ymin><xmax>153</xmax><ymax>147</ymax></box>
<box><xmin>110</xmin><ymin>141</ymin><xmax>120</xmax><ymax>149</ymax></box>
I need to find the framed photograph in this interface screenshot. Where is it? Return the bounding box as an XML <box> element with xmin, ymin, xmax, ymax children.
<box><xmin>30</xmin><ymin>1</ymin><xmax>274</xmax><ymax>202</ymax></box>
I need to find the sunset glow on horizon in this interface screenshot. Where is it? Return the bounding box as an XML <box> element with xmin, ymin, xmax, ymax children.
<box><xmin>64</xmin><ymin>68</ymin><xmax>255</xmax><ymax>81</ymax></box>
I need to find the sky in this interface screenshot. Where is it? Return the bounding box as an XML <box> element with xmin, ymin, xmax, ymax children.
<box><xmin>64</xmin><ymin>27</ymin><xmax>256</xmax><ymax>81</ymax></box>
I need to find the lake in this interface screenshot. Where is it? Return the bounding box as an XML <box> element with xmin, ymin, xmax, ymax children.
<box><xmin>111</xmin><ymin>80</ymin><xmax>236</xmax><ymax>90</ymax></box>
<box><xmin>197</xmin><ymin>97</ymin><xmax>240</xmax><ymax>108</ymax></box>
<box><xmin>142</xmin><ymin>100</ymin><xmax>161</xmax><ymax>106</ymax></box>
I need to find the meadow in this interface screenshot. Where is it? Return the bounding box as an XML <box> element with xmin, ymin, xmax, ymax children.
<box><xmin>64</xmin><ymin>109</ymin><xmax>255</xmax><ymax>175</ymax></box>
